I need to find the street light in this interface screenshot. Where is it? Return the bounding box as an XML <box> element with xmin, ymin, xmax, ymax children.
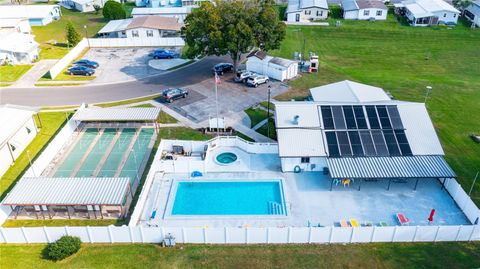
<box><xmin>266</xmin><ymin>85</ymin><xmax>272</xmax><ymax>139</ymax></box>
<box><xmin>84</xmin><ymin>25</ymin><xmax>90</xmax><ymax>48</ymax></box>
<box><xmin>424</xmin><ymin>85</ymin><xmax>432</xmax><ymax>104</ymax></box>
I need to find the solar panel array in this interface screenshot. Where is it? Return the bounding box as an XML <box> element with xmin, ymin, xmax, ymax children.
<box><xmin>321</xmin><ymin>105</ymin><xmax>412</xmax><ymax>157</ymax></box>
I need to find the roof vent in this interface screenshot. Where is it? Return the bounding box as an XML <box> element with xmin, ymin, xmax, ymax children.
<box><xmin>292</xmin><ymin>115</ymin><xmax>300</xmax><ymax>125</ymax></box>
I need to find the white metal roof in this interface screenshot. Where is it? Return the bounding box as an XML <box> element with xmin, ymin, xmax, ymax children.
<box><xmin>0</xmin><ymin>104</ymin><xmax>38</xmax><ymax>148</ymax></box>
<box><xmin>0</xmin><ymin>31</ymin><xmax>38</xmax><ymax>53</ymax></box>
<box><xmin>274</xmin><ymin>102</ymin><xmax>322</xmax><ymax>128</ymax></box>
<box><xmin>310</xmin><ymin>80</ymin><xmax>391</xmax><ymax>103</ymax></box>
<box><xmin>0</xmin><ymin>18</ymin><xmax>26</xmax><ymax>28</ymax></box>
<box><xmin>72</xmin><ymin>107</ymin><xmax>160</xmax><ymax>121</ymax></box>
<box><xmin>401</xmin><ymin>0</ymin><xmax>459</xmax><ymax>18</ymax></box>
<box><xmin>97</xmin><ymin>18</ymin><xmax>132</xmax><ymax>34</ymax></box>
<box><xmin>2</xmin><ymin>177</ymin><xmax>130</xmax><ymax>205</ymax></box>
<box><xmin>277</xmin><ymin>129</ymin><xmax>326</xmax><ymax>157</ymax></box>
<box><xmin>0</xmin><ymin>5</ymin><xmax>59</xmax><ymax>19</ymax></box>
<box><xmin>287</xmin><ymin>0</ymin><xmax>328</xmax><ymax>13</ymax></box>
<box><xmin>131</xmin><ymin>7</ymin><xmax>191</xmax><ymax>15</ymax></box>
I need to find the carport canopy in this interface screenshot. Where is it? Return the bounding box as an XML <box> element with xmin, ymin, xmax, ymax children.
<box><xmin>2</xmin><ymin>177</ymin><xmax>131</xmax><ymax>206</ymax></box>
<box><xmin>326</xmin><ymin>155</ymin><xmax>456</xmax><ymax>179</ymax></box>
<box><xmin>72</xmin><ymin>107</ymin><xmax>160</xmax><ymax>122</ymax></box>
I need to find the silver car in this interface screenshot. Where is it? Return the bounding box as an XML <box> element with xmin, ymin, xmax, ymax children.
<box><xmin>234</xmin><ymin>70</ymin><xmax>256</xmax><ymax>83</ymax></box>
<box><xmin>246</xmin><ymin>75</ymin><xmax>269</xmax><ymax>87</ymax></box>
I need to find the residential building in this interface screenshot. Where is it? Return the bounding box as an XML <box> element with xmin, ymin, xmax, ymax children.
<box><xmin>0</xmin><ymin>105</ymin><xmax>39</xmax><ymax>177</ymax></box>
<box><xmin>0</xmin><ymin>18</ymin><xmax>31</xmax><ymax>34</ymax></box>
<box><xmin>394</xmin><ymin>0</ymin><xmax>460</xmax><ymax>26</ymax></box>
<box><xmin>286</xmin><ymin>0</ymin><xmax>329</xmax><ymax>22</ymax></box>
<box><xmin>0</xmin><ymin>31</ymin><xmax>39</xmax><ymax>65</ymax></box>
<box><xmin>274</xmin><ymin>80</ymin><xmax>452</xmax><ymax>178</ymax></box>
<box><xmin>131</xmin><ymin>7</ymin><xmax>193</xmax><ymax>23</ymax></box>
<box><xmin>246</xmin><ymin>50</ymin><xmax>298</xmax><ymax>82</ymax></box>
<box><xmin>60</xmin><ymin>0</ymin><xmax>117</xmax><ymax>13</ymax></box>
<box><xmin>341</xmin><ymin>0</ymin><xmax>388</xmax><ymax>20</ymax></box>
<box><xmin>0</xmin><ymin>5</ymin><xmax>61</xmax><ymax>26</ymax></box>
<box><xmin>135</xmin><ymin>0</ymin><xmax>206</xmax><ymax>8</ymax></box>
<box><xmin>464</xmin><ymin>0</ymin><xmax>480</xmax><ymax>26</ymax></box>
<box><xmin>97</xmin><ymin>15</ymin><xmax>182</xmax><ymax>38</ymax></box>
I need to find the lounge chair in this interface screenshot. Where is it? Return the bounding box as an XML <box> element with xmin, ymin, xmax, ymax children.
<box><xmin>350</xmin><ymin>219</ymin><xmax>360</xmax><ymax>227</ymax></box>
<box><xmin>340</xmin><ymin>219</ymin><xmax>349</xmax><ymax>227</ymax></box>
<box><xmin>396</xmin><ymin>213</ymin><xmax>410</xmax><ymax>225</ymax></box>
<box><xmin>379</xmin><ymin>221</ymin><xmax>388</xmax><ymax>227</ymax></box>
<box><xmin>363</xmin><ymin>221</ymin><xmax>373</xmax><ymax>227</ymax></box>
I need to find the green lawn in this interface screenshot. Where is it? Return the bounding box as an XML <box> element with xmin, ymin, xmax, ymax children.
<box><xmin>0</xmin><ymin>65</ymin><xmax>33</xmax><ymax>82</ymax></box>
<box><xmin>0</xmin><ymin>242</ymin><xmax>479</xmax><ymax>269</ymax></box>
<box><xmin>2</xmin><ymin>219</ymin><xmax>119</xmax><ymax>228</ymax></box>
<box><xmin>271</xmin><ymin>14</ymin><xmax>480</xmax><ymax>205</ymax></box>
<box><xmin>32</xmin><ymin>7</ymin><xmax>107</xmax><ymax>59</ymax></box>
<box><xmin>0</xmin><ymin>112</ymin><xmax>71</xmax><ymax>200</ymax></box>
<box><xmin>158</xmin><ymin>127</ymin><xmax>213</xmax><ymax>141</ymax></box>
<box><xmin>245</xmin><ymin>107</ymin><xmax>273</xmax><ymax>128</ymax></box>
<box><xmin>257</xmin><ymin>118</ymin><xmax>277</xmax><ymax>141</ymax></box>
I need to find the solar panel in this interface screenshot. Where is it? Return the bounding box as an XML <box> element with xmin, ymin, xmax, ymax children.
<box><xmin>325</xmin><ymin>131</ymin><xmax>340</xmax><ymax>157</ymax></box>
<box><xmin>348</xmin><ymin>131</ymin><xmax>364</xmax><ymax>156</ymax></box>
<box><xmin>371</xmin><ymin>130</ymin><xmax>389</xmax><ymax>156</ymax></box>
<box><xmin>366</xmin><ymin>106</ymin><xmax>380</xmax><ymax>129</ymax></box>
<box><xmin>353</xmin><ymin>106</ymin><xmax>368</xmax><ymax>129</ymax></box>
<box><xmin>387</xmin><ymin>106</ymin><xmax>404</xmax><ymax>129</ymax></box>
<box><xmin>332</xmin><ymin>106</ymin><xmax>346</xmax><ymax>129</ymax></box>
<box><xmin>342</xmin><ymin>106</ymin><xmax>357</xmax><ymax>129</ymax></box>
<box><xmin>394</xmin><ymin>130</ymin><xmax>412</xmax><ymax>156</ymax></box>
<box><xmin>336</xmin><ymin>131</ymin><xmax>352</xmax><ymax>156</ymax></box>
<box><xmin>321</xmin><ymin>106</ymin><xmax>334</xmax><ymax>130</ymax></box>
<box><xmin>359</xmin><ymin>130</ymin><xmax>376</xmax><ymax>156</ymax></box>
<box><xmin>383</xmin><ymin>130</ymin><xmax>401</xmax><ymax>156</ymax></box>
<box><xmin>376</xmin><ymin>106</ymin><xmax>392</xmax><ymax>129</ymax></box>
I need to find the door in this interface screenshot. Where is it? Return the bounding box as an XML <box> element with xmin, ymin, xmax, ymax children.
<box><xmin>295</xmin><ymin>14</ymin><xmax>300</xmax><ymax>22</ymax></box>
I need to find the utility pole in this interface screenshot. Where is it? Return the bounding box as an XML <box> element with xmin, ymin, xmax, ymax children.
<box><xmin>267</xmin><ymin>85</ymin><xmax>271</xmax><ymax>139</ymax></box>
<box><xmin>84</xmin><ymin>25</ymin><xmax>90</xmax><ymax>48</ymax></box>
<box><xmin>215</xmin><ymin>73</ymin><xmax>220</xmax><ymax>137</ymax></box>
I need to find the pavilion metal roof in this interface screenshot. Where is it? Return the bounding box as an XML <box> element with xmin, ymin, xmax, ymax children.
<box><xmin>326</xmin><ymin>155</ymin><xmax>455</xmax><ymax>179</ymax></box>
<box><xmin>72</xmin><ymin>107</ymin><xmax>160</xmax><ymax>122</ymax></box>
<box><xmin>2</xmin><ymin>177</ymin><xmax>130</xmax><ymax>206</ymax></box>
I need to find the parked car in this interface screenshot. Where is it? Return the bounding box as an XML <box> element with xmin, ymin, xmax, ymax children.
<box><xmin>73</xmin><ymin>59</ymin><xmax>99</xmax><ymax>69</ymax></box>
<box><xmin>212</xmin><ymin>63</ymin><xmax>233</xmax><ymax>75</ymax></box>
<box><xmin>67</xmin><ymin>66</ymin><xmax>95</xmax><ymax>76</ymax></box>
<box><xmin>246</xmin><ymin>75</ymin><xmax>269</xmax><ymax>87</ymax></box>
<box><xmin>234</xmin><ymin>70</ymin><xmax>256</xmax><ymax>83</ymax></box>
<box><xmin>153</xmin><ymin>49</ymin><xmax>176</xmax><ymax>59</ymax></box>
<box><xmin>162</xmin><ymin>88</ymin><xmax>188</xmax><ymax>103</ymax></box>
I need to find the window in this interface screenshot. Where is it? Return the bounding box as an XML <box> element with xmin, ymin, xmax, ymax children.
<box><xmin>26</xmin><ymin>127</ymin><xmax>31</xmax><ymax>134</ymax></box>
<box><xmin>132</xmin><ymin>30</ymin><xmax>139</xmax><ymax>37</ymax></box>
<box><xmin>305</xmin><ymin>10</ymin><xmax>311</xmax><ymax>15</ymax></box>
<box><xmin>364</xmin><ymin>10</ymin><xmax>370</xmax><ymax>16</ymax></box>
<box><xmin>146</xmin><ymin>30</ymin><xmax>154</xmax><ymax>37</ymax></box>
<box><xmin>10</xmin><ymin>144</ymin><xmax>16</xmax><ymax>152</ymax></box>
<box><xmin>443</xmin><ymin>13</ymin><xmax>447</xmax><ymax>17</ymax></box>
<box><xmin>453</xmin><ymin>13</ymin><xmax>456</xmax><ymax>18</ymax></box>
<box><xmin>301</xmin><ymin>157</ymin><xmax>310</xmax><ymax>163</ymax></box>
<box><xmin>376</xmin><ymin>10</ymin><xmax>382</xmax><ymax>16</ymax></box>
<box><xmin>317</xmin><ymin>10</ymin><xmax>323</xmax><ymax>16</ymax></box>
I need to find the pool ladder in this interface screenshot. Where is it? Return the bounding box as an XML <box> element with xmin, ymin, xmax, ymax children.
<box><xmin>268</xmin><ymin>202</ymin><xmax>283</xmax><ymax>215</ymax></box>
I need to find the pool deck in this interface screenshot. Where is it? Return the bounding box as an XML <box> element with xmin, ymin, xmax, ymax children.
<box><xmin>140</xmin><ymin>152</ymin><xmax>470</xmax><ymax>228</ymax></box>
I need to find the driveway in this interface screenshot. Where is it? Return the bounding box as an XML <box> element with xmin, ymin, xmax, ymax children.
<box><xmin>157</xmin><ymin>73</ymin><xmax>289</xmax><ymax>123</ymax></box>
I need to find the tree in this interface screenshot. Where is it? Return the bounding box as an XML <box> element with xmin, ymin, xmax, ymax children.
<box><xmin>65</xmin><ymin>21</ymin><xmax>82</xmax><ymax>46</ymax></box>
<box><xmin>103</xmin><ymin>0</ymin><xmax>127</xmax><ymax>20</ymax></box>
<box><xmin>181</xmin><ymin>0</ymin><xmax>286</xmax><ymax>71</ymax></box>
<box><xmin>93</xmin><ymin>4</ymin><xmax>101</xmax><ymax>14</ymax></box>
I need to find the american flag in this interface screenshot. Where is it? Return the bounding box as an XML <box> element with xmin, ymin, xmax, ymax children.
<box><xmin>215</xmin><ymin>73</ymin><xmax>221</xmax><ymax>85</ymax></box>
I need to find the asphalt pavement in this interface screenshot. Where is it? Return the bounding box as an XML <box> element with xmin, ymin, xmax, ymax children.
<box><xmin>0</xmin><ymin>56</ymin><xmax>227</xmax><ymax>107</ymax></box>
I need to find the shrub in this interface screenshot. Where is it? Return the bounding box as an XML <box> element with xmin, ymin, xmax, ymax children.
<box><xmin>103</xmin><ymin>0</ymin><xmax>126</xmax><ymax>20</ymax></box>
<box><xmin>65</xmin><ymin>21</ymin><xmax>82</xmax><ymax>46</ymax></box>
<box><xmin>93</xmin><ymin>4</ymin><xmax>101</xmax><ymax>14</ymax></box>
<box><xmin>44</xmin><ymin>236</ymin><xmax>81</xmax><ymax>261</ymax></box>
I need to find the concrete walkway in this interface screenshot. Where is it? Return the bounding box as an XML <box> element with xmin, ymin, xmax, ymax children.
<box><xmin>11</xmin><ymin>60</ymin><xmax>58</xmax><ymax>88</ymax></box>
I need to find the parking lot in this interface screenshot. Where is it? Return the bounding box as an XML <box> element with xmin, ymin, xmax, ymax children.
<box><xmin>156</xmin><ymin>72</ymin><xmax>289</xmax><ymax>123</ymax></box>
<box><xmin>83</xmin><ymin>47</ymin><xmax>181</xmax><ymax>84</ymax></box>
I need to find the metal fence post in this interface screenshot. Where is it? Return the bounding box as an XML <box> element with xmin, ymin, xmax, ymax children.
<box><xmin>245</xmin><ymin>228</ymin><xmax>248</xmax><ymax>244</ymax></box>
<box><xmin>203</xmin><ymin>227</ymin><xmax>207</xmax><ymax>244</ymax></box>
<box><xmin>370</xmin><ymin>226</ymin><xmax>376</xmax><ymax>242</ymax></box>
<box><xmin>329</xmin><ymin>226</ymin><xmax>333</xmax><ymax>243</ymax></box>
<box><xmin>391</xmin><ymin>226</ymin><xmax>397</xmax><ymax>242</ymax></box>
<box><xmin>412</xmin><ymin>226</ymin><xmax>418</xmax><ymax>242</ymax></box>
<box><xmin>350</xmin><ymin>228</ymin><xmax>355</xmax><ymax>243</ymax></box>
<box><xmin>107</xmin><ymin>226</ymin><xmax>114</xmax><ymax>243</ymax></box>
<box><xmin>469</xmin><ymin>225</ymin><xmax>478</xmax><ymax>241</ymax></box>
<box><xmin>140</xmin><ymin>226</ymin><xmax>145</xmax><ymax>243</ymax></box>
<box><xmin>308</xmin><ymin>227</ymin><xmax>312</xmax><ymax>244</ymax></box>
<box><xmin>64</xmin><ymin>226</ymin><xmax>70</xmax><ymax>236</ymax></box>
<box><xmin>21</xmin><ymin>227</ymin><xmax>29</xmax><ymax>244</ymax></box>
<box><xmin>266</xmin><ymin>228</ymin><xmax>270</xmax><ymax>244</ymax></box>
<box><xmin>129</xmin><ymin>226</ymin><xmax>134</xmax><ymax>243</ymax></box>
<box><xmin>433</xmin><ymin>226</ymin><xmax>441</xmax><ymax>242</ymax></box>
<box><xmin>86</xmin><ymin>226</ymin><xmax>93</xmax><ymax>243</ymax></box>
<box><xmin>224</xmin><ymin>227</ymin><xmax>228</xmax><ymax>244</ymax></box>
<box><xmin>0</xmin><ymin>227</ymin><xmax>7</xmax><ymax>243</ymax></box>
<box><xmin>182</xmin><ymin>228</ymin><xmax>186</xmax><ymax>243</ymax></box>
<box><xmin>43</xmin><ymin>226</ymin><xmax>51</xmax><ymax>243</ymax></box>
<box><xmin>287</xmin><ymin>227</ymin><xmax>291</xmax><ymax>243</ymax></box>
<box><xmin>454</xmin><ymin>225</ymin><xmax>462</xmax><ymax>241</ymax></box>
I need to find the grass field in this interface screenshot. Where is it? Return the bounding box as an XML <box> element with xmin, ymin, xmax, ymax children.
<box><xmin>32</xmin><ymin>8</ymin><xmax>106</xmax><ymax>59</ymax></box>
<box><xmin>0</xmin><ymin>112</ymin><xmax>71</xmax><ymax>200</ymax></box>
<box><xmin>245</xmin><ymin>107</ymin><xmax>273</xmax><ymax>128</ymax></box>
<box><xmin>0</xmin><ymin>65</ymin><xmax>33</xmax><ymax>82</ymax></box>
<box><xmin>271</xmin><ymin>14</ymin><xmax>480</xmax><ymax>205</ymax></box>
<box><xmin>0</xmin><ymin>242</ymin><xmax>478</xmax><ymax>269</ymax></box>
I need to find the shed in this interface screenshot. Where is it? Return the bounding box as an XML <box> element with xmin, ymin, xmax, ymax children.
<box><xmin>246</xmin><ymin>50</ymin><xmax>298</xmax><ymax>82</ymax></box>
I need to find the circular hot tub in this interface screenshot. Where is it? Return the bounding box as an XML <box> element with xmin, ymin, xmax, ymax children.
<box><xmin>215</xmin><ymin>152</ymin><xmax>238</xmax><ymax>165</ymax></box>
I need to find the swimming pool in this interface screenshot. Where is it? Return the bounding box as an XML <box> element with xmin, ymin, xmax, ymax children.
<box><xmin>170</xmin><ymin>181</ymin><xmax>286</xmax><ymax>216</ymax></box>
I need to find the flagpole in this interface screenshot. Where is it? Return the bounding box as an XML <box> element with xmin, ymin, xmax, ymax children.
<box><xmin>215</xmin><ymin>74</ymin><xmax>220</xmax><ymax>137</ymax></box>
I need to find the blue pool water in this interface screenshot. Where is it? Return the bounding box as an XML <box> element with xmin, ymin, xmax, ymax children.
<box><xmin>171</xmin><ymin>181</ymin><xmax>285</xmax><ymax>216</ymax></box>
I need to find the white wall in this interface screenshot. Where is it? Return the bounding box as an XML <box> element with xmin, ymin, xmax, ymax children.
<box><xmin>281</xmin><ymin>157</ymin><xmax>327</xmax><ymax>172</ymax></box>
<box><xmin>465</xmin><ymin>4</ymin><xmax>480</xmax><ymax>26</ymax></box>
<box><xmin>246</xmin><ymin>57</ymin><xmax>298</xmax><ymax>81</ymax></box>
<box><xmin>344</xmin><ymin>8</ymin><xmax>387</xmax><ymax>20</ymax></box>
<box><xmin>47</xmin><ymin>38</ymin><xmax>88</xmax><ymax>79</ymax></box>
<box><xmin>433</xmin><ymin>10</ymin><xmax>459</xmax><ymax>24</ymax></box>
<box><xmin>286</xmin><ymin>7</ymin><xmax>328</xmax><ymax>22</ymax></box>
<box><xmin>343</xmin><ymin>10</ymin><xmax>359</xmax><ymax>19</ymax></box>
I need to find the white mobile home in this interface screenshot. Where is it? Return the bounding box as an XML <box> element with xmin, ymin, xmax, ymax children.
<box><xmin>97</xmin><ymin>15</ymin><xmax>182</xmax><ymax>38</ymax></box>
<box><xmin>341</xmin><ymin>0</ymin><xmax>388</xmax><ymax>20</ymax></box>
<box><xmin>131</xmin><ymin>7</ymin><xmax>192</xmax><ymax>23</ymax></box>
<box><xmin>60</xmin><ymin>0</ymin><xmax>117</xmax><ymax>13</ymax></box>
<box><xmin>394</xmin><ymin>0</ymin><xmax>460</xmax><ymax>26</ymax></box>
<box><xmin>246</xmin><ymin>50</ymin><xmax>298</xmax><ymax>82</ymax></box>
<box><xmin>0</xmin><ymin>31</ymin><xmax>39</xmax><ymax>65</ymax></box>
<box><xmin>0</xmin><ymin>105</ymin><xmax>39</xmax><ymax>177</ymax></box>
<box><xmin>286</xmin><ymin>0</ymin><xmax>329</xmax><ymax>22</ymax></box>
<box><xmin>0</xmin><ymin>5</ymin><xmax>61</xmax><ymax>26</ymax></box>
<box><xmin>464</xmin><ymin>0</ymin><xmax>480</xmax><ymax>26</ymax></box>
<box><xmin>0</xmin><ymin>18</ymin><xmax>31</xmax><ymax>34</ymax></box>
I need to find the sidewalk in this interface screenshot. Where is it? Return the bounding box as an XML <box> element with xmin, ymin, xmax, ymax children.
<box><xmin>10</xmin><ymin>60</ymin><xmax>58</xmax><ymax>88</ymax></box>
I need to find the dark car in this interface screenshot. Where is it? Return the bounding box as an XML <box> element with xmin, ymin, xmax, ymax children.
<box><xmin>162</xmin><ymin>88</ymin><xmax>188</xmax><ymax>103</ymax></box>
<box><xmin>67</xmin><ymin>66</ymin><xmax>95</xmax><ymax>76</ymax></box>
<box><xmin>73</xmin><ymin>59</ymin><xmax>99</xmax><ymax>69</ymax></box>
<box><xmin>212</xmin><ymin>63</ymin><xmax>233</xmax><ymax>75</ymax></box>
<box><xmin>153</xmin><ymin>49</ymin><xmax>176</xmax><ymax>59</ymax></box>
